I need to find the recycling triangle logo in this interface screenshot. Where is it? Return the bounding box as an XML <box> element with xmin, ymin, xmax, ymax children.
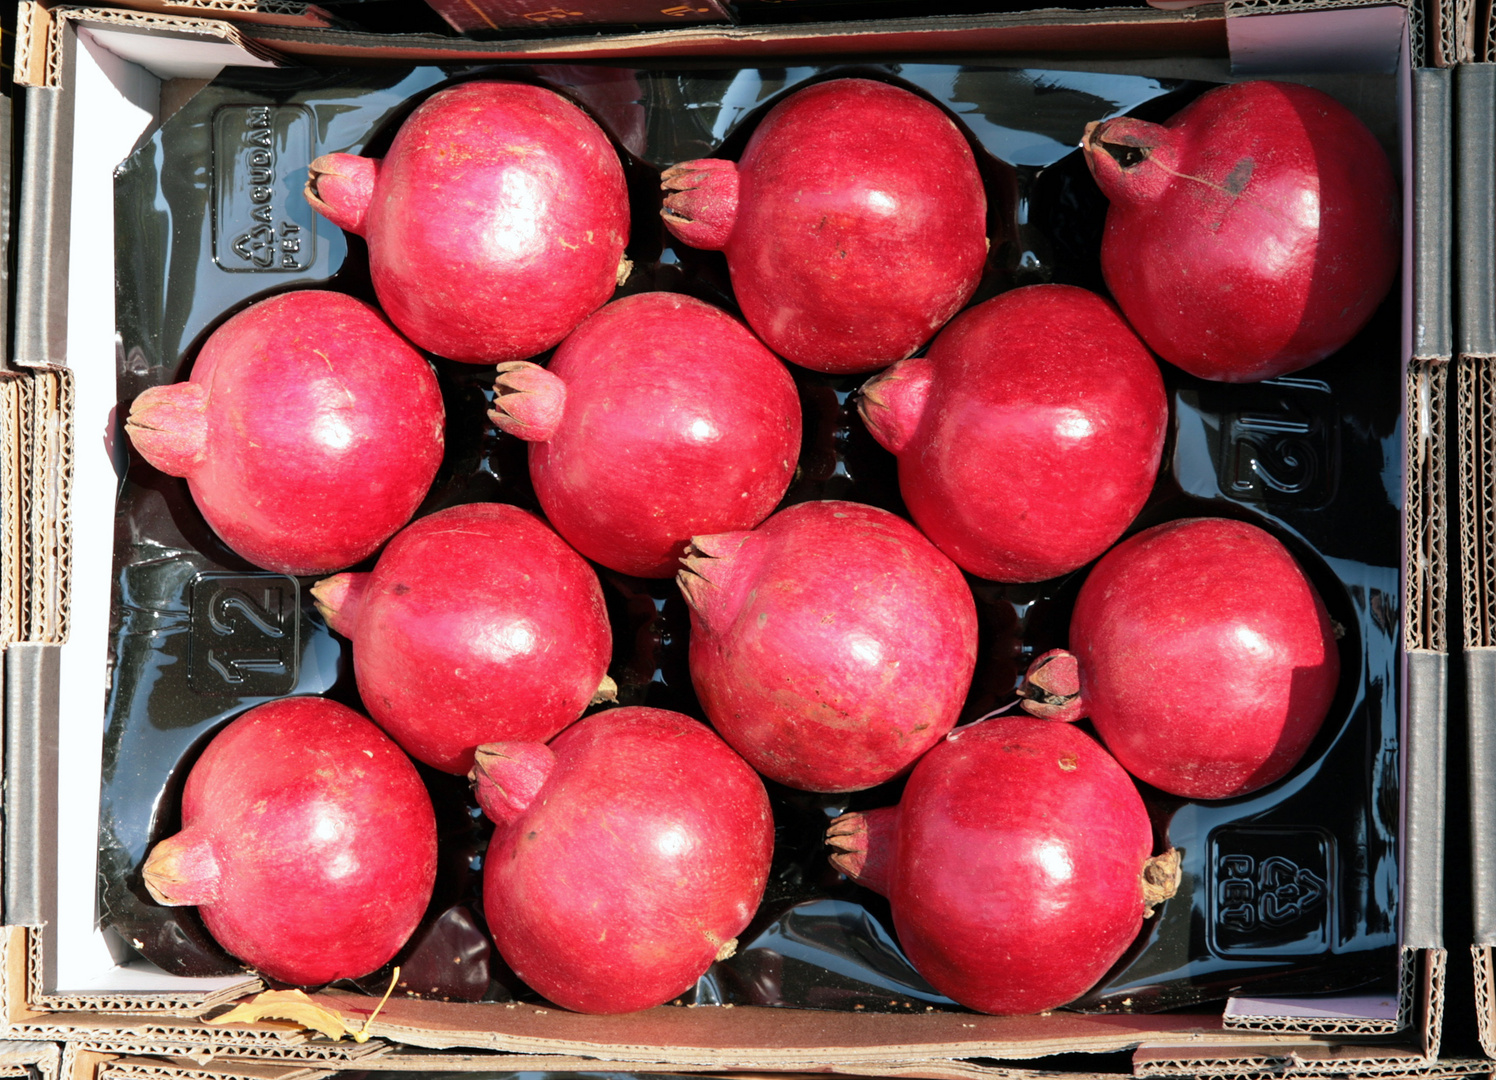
<box><xmin>232</xmin><ymin>224</ymin><xmax>276</xmax><ymax>268</ymax></box>
<box><xmin>1257</xmin><ymin>855</ymin><xmax>1327</xmax><ymax>926</ymax></box>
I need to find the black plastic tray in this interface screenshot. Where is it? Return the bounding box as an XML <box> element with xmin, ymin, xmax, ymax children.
<box><xmin>102</xmin><ymin>59</ymin><xmax>1403</xmax><ymax>1014</ymax></box>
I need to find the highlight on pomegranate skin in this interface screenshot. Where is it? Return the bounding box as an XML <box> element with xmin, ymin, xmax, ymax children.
<box><xmin>305</xmin><ymin>80</ymin><xmax>630</xmax><ymax>364</ymax></box>
<box><xmin>660</xmin><ymin>77</ymin><xmax>987</xmax><ymax>374</ymax></box>
<box><xmin>859</xmin><ymin>283</ymin><xmax>1166</xmax><ymax>583</ymax></box>
<box><xmin>123</xmin><ymin>290</ymin><xmax>444</xmax><ymax>577</ymax></box>
<box><xmin>1019</xmin><ymin>516</ymin><xmax>1342</xmax><ymax>800</ymax></box>
<box><xmin>142</xmin><ymin>697</ymin><xmax>437</xmax><ymax>987</ymax></box>
<box><xmin>679</xmin><ymin>500</ymin><xmax>978</xmax><ymax>793</ymax></box>
<box><xmin>489</xmin><ymin>292</ymin><xmax>802</xmax><ymax>578</ymax></box>
<box><xmin>473</xmin><ymin>707</ymin><xmax>774</xmax><ymax>1014</ymax></box>
<box><xmin>311</xmin><ymin>503</ymin><xmax>614</xmax><ymax>776</ymax></box>
<box><xmin>1083</xmin><ymin>80</ymin><xmax>1400</xmax><ymax>382</ymax></box>
<box><xmin>826</xmin><ymin>717</ymin><xmax>1179</xmax><ymax>1015</ymax></box>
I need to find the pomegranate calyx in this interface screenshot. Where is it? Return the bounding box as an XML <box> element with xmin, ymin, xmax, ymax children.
<box><xmin>660</xmin><ymin>158</ymin><xmax>739</xmax><ymax>252</ymax></box>
<box><xmin>591</xmin><ymin>674</ymin><xmax>619</xmax><ymax>705</ymax></box>
<box><xmin>1017</xmin><ymin>649</ymin><xmax>1087</xmax><ymax>722</ymax></box>
<box><xmin>142</xmin><ymin>831</ymin><xmax>222</xmax><ymax>907</ymax></box>
<box><xmin>470</xmin><ymin>742</ymin><xmax>556</xmax><ymax>826</ymax></box>
<box><xmin>125</xmin><ymin>383</ymin><xmax>210</xmax><ymax>478</ymax></box>
<box><xmin>1141</xmin><ymin>848</ymin><xmax>1183</xmax><ymax>917</ymax></box>
<box><xmin>676</xmin><ymin>530</ymin><xmax>754</xmax><ymax>632</ymax></box>
<box><xmin>1082</xmin><ymin>117</ymin><xmax>1178</xmax><ymax>205</ymax></box>
<box><xmin>858</xmin><ymin>356</ymin><xmax>934</xmax><ymax>455</ymax></box>
<box><xmin>825</xmin><ymin>805</ymin><xmax>898</xmax><ymax>896</ymax></box>
<box><xmin>489</xmin><ymin>361</ymin><xmax>567</xmax><ymax>442</ymax></box>
<box><xmin>304</xmin><ymin>153</ymin><xmax>380</xmax><ymax>237</ymax></box>
<box><xmin>310</xmin><ymin>572</ymin><xmax>369</xmax><ymax>639</ymax></box>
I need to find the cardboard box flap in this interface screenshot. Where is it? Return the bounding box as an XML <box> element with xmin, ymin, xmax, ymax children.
<box><xmin>1457</xmin><ymin>64</ymin><xmax>1496</xmax><ymax>359</ymax></box>
<box><xmin>230</xmin><ymin>996</ymin><xmax>1223</xmax><ymax>1064</ymax></box>
<box><xmin>236</xmin><ymin>9</ymin><xmax>1228</xmax><ymax>64</ymax></box>
<box><xmin>1414</xmin><ymin>67</ymin><xmax>1453</xmax><ymax>360</ymax></box>
<box><xmin>2</xmin><ymin>644</ymin><xmax>59</xmax><ymax>930</ymax></box>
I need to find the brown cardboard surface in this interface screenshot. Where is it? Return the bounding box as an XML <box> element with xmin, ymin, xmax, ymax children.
<box><xmin>261</xmin><ymin>993</ymin><xmax>1219</xmax><ymax>1062</ymax></box>
<box><xmin>237</xmin><ymin>9</ymin><xmax>1228</xmax><ymax>64</ymax></box>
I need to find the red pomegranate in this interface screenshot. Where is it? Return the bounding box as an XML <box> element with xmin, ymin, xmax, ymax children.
<box><xmin>827</xmin><ymin>717</ymin><xmax>1178</xmax><ymax>1015</ymax></box>
<box><xmin>474</xmin><ymin>707</ymin><xmax>774</xmax><ymax>1014</ymax></box>
<box><xmin>306</xmin><ymin>80</ymin><xmax>629</xmax><ymax>363</ymax></box>
<box><xmin>1083</xmin><ymin>80</ymin><xmax>1399</xmax><ymax>382</ymax></box>
<box><xmin>1019</xmin><ymin>517</ymin><xmax>1341</xmax><ymax>800</ymax></box>
<box><xmin>124</xmin><ymin>290</ymin><xmax>444</xmax><ymax>576</ymax></box>
<box><xmin>311</xmin><ymin>503</ymin><xmax>613</xmax><ymax>775</ymax></box>
<box><xmin>859</xmin><ymin>284</ymin><xmax>1166</xmax><ymax>583</ymax></box>
<box><xmin>142</xmin><ymin>697</ymin><xmax>436</xmax><ymax>987</ymax></box>
<box><xmin>489</xmin><ymin>292</ymin><xmax>802</xmax><ymax>578</ymax></box>
<box><xmin>679</xmin><ymin>500</ymin><xmax>978</xmax><ymax>792</ymax></box>
<box><xmin>661</xmin><ymin>78</ymin><xmax>987</xmax><ymax>374</ymax></box>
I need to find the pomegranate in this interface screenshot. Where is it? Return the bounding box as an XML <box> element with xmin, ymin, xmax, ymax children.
<box><xmin>142</xmin><ymin>697</ymin><xmax>436</xmax><ymax>987</ymax></box>
<box><xmin>306</xmin><ymin>80</ymin><xmax>630</xmax><ymax>363</ymax></box>
<box><xmin>473</xmin><ymin>706</ymin><xmax>773</xmax><ymax>1014</ymax></box>
<box><xmin>1019</xmin><ymin>517</ymin><xmax>1341</xmax><ymax>800</ymax></box>
<box><xmin>859</xmin><ymin>284</ymin><xmax>1166</xmax><ymax>583</ymax></box>
<box><xmin>311</xmin><ymin>503</ymin><xmax>613</xmax><ymax>775</ymax></box>
<box><xmin>1083</xmin><ymin>80</ymin><xmax>1399</xmax><ymax>382</ymax></box>
<box><xmin>489</xmin><ymin>292</ymin><xmax>802</xmax><ymax>577</ymax></box>
<box><xmin>826</xmin><ymin>717</ymin><xmax>1178</xmax><ymax>1015</ymax></box>
<box><xmin>124</xmin><ymin>290</ymin><xmax>444</xmax><ymax>576</ymax></box>
<box><xmin>660</xmin><ymin>78</ymin><xmax>986</xmax><ymax>374</ymax></box>
<box><xmin>679</xmin><ymin>500</ymin><xmax>978</xmax><ymax>792</ymax></box>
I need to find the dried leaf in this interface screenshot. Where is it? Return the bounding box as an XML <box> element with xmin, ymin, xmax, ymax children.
<box><xmin>205</xmin><ymin>989</ymin><xmax>355</xmax><ymax>1040</ymax></box>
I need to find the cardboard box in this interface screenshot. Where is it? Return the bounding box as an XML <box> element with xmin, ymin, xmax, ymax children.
<box><xmin>0</xmin><ymin>1</ymin><xmax>1464</xmax><ymax>1075</ymax></box>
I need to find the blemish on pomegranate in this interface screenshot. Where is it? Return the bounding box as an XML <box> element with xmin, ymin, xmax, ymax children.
<box><xmin>1222</xmin><ymin>157</ymin><xmax>1255</xmax><ymax>197</ymax></box>
<box><xmin>1058</xmin><ymin>754</ymin><xmax>1078</xmax><ymax>771</ymax></box>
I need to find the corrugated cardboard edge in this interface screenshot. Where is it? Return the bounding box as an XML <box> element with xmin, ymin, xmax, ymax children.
<box><xmin>99</xmin><ymin>1056</ymin><xmax>336</xmax><ymax>1080</ymax></box>
<box><xmin>0</xmin><ymin>1041</ymin><xmax>61</xmax><ymax>1080</ymax></box>
<box><xmin>26</xmin><ymin>369</ymin><xmax>70</xmax><ymax>644</ymax></box>
<box><xmin>1218</xmin><ymin>949</ymin><xmax>1421</xmax><ymax>1039</ymax></box>
<box><xmin>63</xmin><ymin>0</ymin><xmax>331</xmax><ymax>30</ymax></box>
<box><xmin>62</xmin><ymin>1052</ymin><xmax>1137</xmax><ymax>1080</ymax></box>
<box><xmin>1476</xmin><ymin>944</ymin><xmax>1494</xmax><ymax>1057</ymax></box>
<box><xmin>89</xmin><ymin>1055</ymin><xmax>1132</xmax><ymax>1080</ymax></box>
<box><xmin>13</xmin><ymin>4</ymin><xmax>285</xmax><ymax>91</ymax></box>
<box><xmin>1457</xmin><ymin>357</ymin><xmax>1492</xmax><ymax>650</ymax></box>
<box><xmin>1</xmin><ymin>373</ymin><xmax>29</xmax><ymax>647</ymax></box>
<box><xmin>1136</xmin><ymin>1042</ymin><xmax>1489</xmax><ymax>1077</ymax></box>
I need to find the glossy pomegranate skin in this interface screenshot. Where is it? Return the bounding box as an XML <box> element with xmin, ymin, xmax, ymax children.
<box><xmin>123</xmin><ymin>290</ymin><xmax>444</xmax><ymax>576</ymax></box>
<box><xmin>661</xmin><ymin>78</ymin><xmax>986</xmax><ymax>374</ymax></box>
<box><xmin>311</xmin><ymin>503</ymin><xmax>612</xmax><ymax>775</ymax></box>
<box><xmin>860</xmin><ymin>284</ymin><xmax>1166</xmax><ymax>583</ymax></box>
<box><xmin>832</xmin><ymin>718</ymin><xmax>1156</xmax><ymax>1015</ymax></box>
<box><xmin>1065</xmin><ymin>517</ymin><xmax>1341</xmax><ymax>799</ymax></box>
<box><xmin>490</xmin><ymin>292</ymin><xmax>802</xmax><ymax>577</ymax></box>
<box><xmin>142</xmin><ymin>697</ymin><xmax>436</xmax><ymax>987</ymax></box>
<box><xmin>680</xmin><ymin>500</ymin><xmax>978</xmax><ymax>792</ymax></box>
<box><xmin>306</xmin><ymin>81</ymin><xmax>629</xmax><ymax>363</ymax></box>
<box><xmin>1085</xmin><ymin>80</ymin><xmax>1399</xmax><ymax>382</ymax></box>
<box><xmin>480</xmin><ymin>707</ymin><xmax>773</xmax><ymax>1014</ymax></box>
